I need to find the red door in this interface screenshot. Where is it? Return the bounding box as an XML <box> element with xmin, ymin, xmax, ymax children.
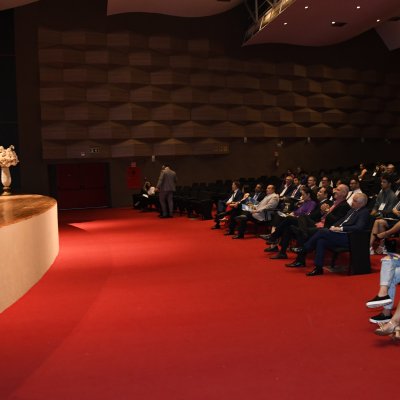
<box><xmin>55</xmin><ymin>163</ymin><xmax>109</xmax><ymax>209</ymax></box>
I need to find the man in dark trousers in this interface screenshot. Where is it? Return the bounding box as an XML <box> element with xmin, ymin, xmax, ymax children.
<box><xmin>156</xmin><ymin>165</ymin><xmax>177</xmax><ymax>218</ymax></box>
<box><xmin>298</xmin><ymin>193</ymin><xmax>370</xmax><ymax>276</ymax></box>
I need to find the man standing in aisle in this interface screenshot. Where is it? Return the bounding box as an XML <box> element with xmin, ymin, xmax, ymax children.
<box><xmin>156</xmin><ymin>164</ymin><xmax>177</xmax><ymax>218</ymax></box>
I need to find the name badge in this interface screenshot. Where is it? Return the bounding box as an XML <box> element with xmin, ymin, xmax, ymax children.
<box><xmin>372</xmin><ymin>172</ymin><xmax>377</xmax><ymax>176</ymax></box>
<box><xmin>396</xmin><ymin>189</ymin><xmax>400</xmax><ymax>196</ymax></box>
<box><xmin>378</xmin><ymin>203</ymin><xmax>386</xmax><ymax>211</ymax></box>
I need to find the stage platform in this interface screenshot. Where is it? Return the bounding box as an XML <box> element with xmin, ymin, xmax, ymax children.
<box><xmin>0</xmin><ymin>194</ymin><xmax>59</xmax><ymax>312</ymax></box>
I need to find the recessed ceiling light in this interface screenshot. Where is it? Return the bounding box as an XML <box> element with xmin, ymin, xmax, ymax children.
<box><xmin>283</xmin><ymin>22</ymin><xmax>288</xmax><ymax>25</ymax></box>
<box><xmin>377</xmin><ymin>19</ymin><xmax>381</xmax><ymax>22</ymax></box>
<box><xmin>357</xmin><ymin>6</ymin><xmax>361</xmax><ymax>9</ymax></box>
<box><xmin>304</xmin><ymin>6</ymin><xmax>309</xmax><ymax>9</ymax></box>
<box><xmin>332</xmin><ymin>21</ymin><xmax>335</xmax><ymax>24</ymax></box>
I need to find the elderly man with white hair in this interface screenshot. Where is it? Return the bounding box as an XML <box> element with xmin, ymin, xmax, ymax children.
<box><xmin>295</xmin><ymin>193</ymin><xmax>371</xmax><ymax>276</ymax></box>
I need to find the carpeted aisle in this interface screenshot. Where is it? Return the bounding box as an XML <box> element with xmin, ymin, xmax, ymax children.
<box><xmin>0</xmin><ymin>208</ymin><xmax>397</xmax><ymax>400</ymax></box>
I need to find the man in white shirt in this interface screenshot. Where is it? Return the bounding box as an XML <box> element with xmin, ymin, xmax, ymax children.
<box><xmin>346</xmin><ymin>178</ymin><xmax>363</xmax><ymax>206</ymax></box>
<box><xmin>232</xmin><ymin>185</ymin><xmax>280</xmax><ymax>239</ymax></box>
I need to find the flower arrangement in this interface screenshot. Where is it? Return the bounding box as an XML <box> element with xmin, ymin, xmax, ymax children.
<box><xmin>0</xmin><ymin>145</ymin><xmax>19</xmax><ymax>168</ymax></box>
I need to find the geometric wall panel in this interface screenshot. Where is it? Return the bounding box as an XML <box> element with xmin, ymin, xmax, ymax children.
<box><xmin>277</xmin><ymin>93</ymin><xmax>307</xmax><ymax>108</ymax></box>
<box><xmin>191</xmin><ymin>105</ymin><xmax>227</xmax><ymax>122</ymax></box>
<box><xmin>307</xmin><ymin>65</ymin><xmax>334</xmax><ymax>80</ymax></box>
<box><xmin>243</xmin><ymin>91</ymin><xmax>276</xmax><ymax>107</ymax></box>
<box><xmin>293</xmin><ymin>108</ymin><xmax>322</xmax><ymax>124</ymax></box>
<box><xmin>190</xmin><ymin>72</ymin><xmax>226</xmax><ymax>88</ymax></box>
<box><xmin>210</xmin><ymin>122</ymin><xmax>244</xmax><ymax>138</ymax></box>
<box><xmin>66</xmin><ymin>140</ymin><xmax>110</xmax><ymax>159</ymax></box>
<box><xmin>150</xmin><ymin>70</ymin><xmax>189</xmax><ymax>87</ymax></box>
<box><xmin>64</xmin><ymin>103</ymin><xmax>108</xmax><ymax>121</ymax></box>
<box><xmin>109</xmin><ymin>104</ymin><xmax>150</xmax><ymax>121</ymax></box>
<box><xmin>262</xmin><ymin>107</ymin><xmax>293</xmax><ymax>123</ymax></box>
<box><xmin>40</xmin><ymin>87</ymin><xmax>86</xmax><ymax>103</ymax></box>
<box><xmin>192</xmin><ymin>139</ymin><xmax>230</xmax><ymax>155</ymax></box>
<box><xmin>170</xmin><ymin>87</ymin><xmax>208</xmax><ymax>104</ymax></box>
<box><xmin>129</xmin><ymin>51</ymin><xmax>169</xmax><ymax>70</ymax></box>
<box><xmin>108</xmin><ymin>67</ymin><xmax>150</xmax><ymax>85</ymax></box>
<box><xmin>63</xmin><ymin>67</ymin><xmax>108</xmax><ymax>83</ymax></box>
<box><xmin>154</xmin><ymin>138</ymin><xmax>192</xmax><ymax>156</ymax></box>
<box><xmin>169</xmin><ymin>55</ymin><xmax>207</xmax><ymax>70</ymax></box>
<box><xmin>292</xmin><ymin>79</ymin><xmax>322</xmax><ymax>95</ymax></box>
<box><xmin>107</xmin><ymin>32</ymin><xmax>148</xmax><ymax>49</ymax></box>
<box><xmin>42</xmin><ymin>123</ymin><xmax>87</xmax><ymax>140</ymax></box>
<box><xmin>85</xmin><ymin>50</ymin><xmax>128</xmax><ymax>66</ymax></box>
<box><xmin>152</xmin><ymin>104</ymin><xmax>190</xmax><ymax>121</ymax></box>
<box><xmin>38</xmin><ymin>27</ymin><xmax>400</xmax><ymax>160</ymax></box>
<box><xmin>131</xmin><ymin>122</ymin><xmax>171</xmax><ymax>139</ymax></box>
<box><xmin>88</xmin><ymin>122</ymin><xmax>130</xmax><ymax>139</ymax></box>
<box><xmin>111</xmin><ymin>139</ymin><xmax>152</xmax><ymax>157</ymax></box>
<box><xmin>173</xmin><ymin>121</ymin><xmax>209</xmax><ymax>138</ymax></box>
<box><xmin>62</xmin><ymin>31</ymin><xmax>106</xmax><ymax>48</ymax></box>
<box><xmin>260</xmin><ymin>77</ymin><xmax>292</xmax><ymax>92</ymax></box>
<box><xmin>87</xmin><ymin>85</ymin><xmax>129</xmax><ymax>103</ymax></box>
<box><xmin>335</xmin><ymin>96</ymin><xmax>359</xmax><ymax>110</ymax></box>
<box><xmin>228</xmin><ymin>106</ymin><xmax>261</xmax><ymax>122</ymax></box>
<box><xmin>130</xmin><ymin>86</ymin><xmax>170</xmax><ymax>103</ymax></box>
<box><xmin>307</xmin><ymin>94</ymin><xmax>335</xmax><ymax>110</ymax></box>
<box><xmin>148</xmin><ymin>36</ymin><xmax>187</xmax><ymax>53</ymax></box>
<box><xmin>321</xmin><ymin>109</ymin><xmax>347</xmax><ymax>124</ymax></box>
<box><xmin>321</xmin><ymin>80</ymin><xmax>347</xmax><ymax>96</ymax></box>
<box><xmin>209</xmin><ymin>89</ymin><xmax>243</xmax><ymax>105</ymax></box>
<box><xmin>39</xmin><ymin>49</ymin><xmax>84</xmax><ymax>65</ymax></box>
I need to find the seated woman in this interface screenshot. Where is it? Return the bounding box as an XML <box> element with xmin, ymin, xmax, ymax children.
<box><xmin>370</xmin><ymin>201</ymin><xmax>400</xmax><ymax>255</ymax></box>
<box><xmin>374</xmin><ymin>297</ymin><xmax>400</xmax><ymax>341</ymax></box>
<box><xmin>138</xmin><ymin>181</ymin><xmax>156</xmax><ymax>211</ymax></box>
<box><xmin>265</xmin><ymin>187</ymin><xmax>318</xmax><ymax>259</ymax></box>
<box><xmin>366</xmin><ymin>254</ymin><xmax>400</xmax><ymax>323</ymax></box>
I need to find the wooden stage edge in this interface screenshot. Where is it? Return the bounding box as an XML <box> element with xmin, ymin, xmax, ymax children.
<box><xmin>0</xmin><ymin>194</ymin><xmax>59</xmax><ymax>313</ymax></box>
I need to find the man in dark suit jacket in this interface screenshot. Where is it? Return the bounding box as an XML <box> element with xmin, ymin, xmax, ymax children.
<box><xmin>156</xmin><ymin>165</ymin><xmax>177</xmax><ymax>218</ymax></box>
<box><xmin>299</xmin><ymin>193</ymin><xmax>370</xmax><ymax>276</ymax></box>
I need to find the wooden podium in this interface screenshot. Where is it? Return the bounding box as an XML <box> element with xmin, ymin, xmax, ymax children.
<box><xmin>0</xmin><ymin>195</ymin><xmax>59</xmax><ymax>312</ymax></box>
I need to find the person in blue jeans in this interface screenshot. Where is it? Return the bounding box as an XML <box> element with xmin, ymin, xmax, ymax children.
<box><xmin>366</xmin><ymin>253</ymin><xmax>400</xmax><ymax>324</ymax></box>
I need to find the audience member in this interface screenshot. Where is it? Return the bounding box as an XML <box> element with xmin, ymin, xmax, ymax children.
<box><xmin>295</xmin><ymin>193</ymin><xmax>370</xmax><ymax>276</ymax></box>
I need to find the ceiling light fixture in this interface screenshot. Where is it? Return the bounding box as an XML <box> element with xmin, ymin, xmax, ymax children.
<box><xmin>284</xmin><ymin>22</ymin><xmax>288</xmax><ymax>25</ymax></box>
<box><xmin>304</xmin><ymin>6</ymin><xmax>309</xmax><ymax>9</ymax></box>
<box><xmin>377</xmin><ymin>19</ymin><xmax>381</xmax><ymax>22</ymax></box>
<box><xmin>356</xmin><ymin>6</ymin><xmax>361</xmax><ymax>9</ymax></box>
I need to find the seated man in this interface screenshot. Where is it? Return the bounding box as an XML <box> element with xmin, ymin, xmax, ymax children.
<box><xmin>211</xmin><ymin>180</ymin><xmax>243</xmax><ymax>230</ymax></box>
<box><xmin>366</xmin><ymin>254</ymin><xmax>400</xmax><ymax>324</ymax></box>
<box><xmin>296</xmin><ymin>193</ymin><xmax>370</xmax><ymax>276</ymax></box>
<box><xmin>346</xmin><ymin>178</ymin><xmax>363</xmax><ymax>206</ymax></box>
<box><xmin>267</xmin><ymin>187</ymin><xmax>323</xmax><ymax>259</ymax></box>
<box><xmin>370</xmin><ymin>173</ymin><xmax>398</xmax><ymax>218</ymax></box>
<box><xmin>232</xmin><ymin>185</ymin><xmax>279</xmax><ymax>239</ymax></box>
<box><xmin>287</xmin><ymin>184</ymin><xmax>351</xmax><ymax>267</ymax></box>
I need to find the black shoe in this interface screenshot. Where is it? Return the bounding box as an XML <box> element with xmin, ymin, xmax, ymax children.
<box><xmin>266</xmin><ymin>237</ymin><xmax>278</xmax><ymax>245</ymax></box>
<box><xmin>259</xmin><ymin>234</ymin><xmax>272</xmax><ymax>240</ymax></box>
<box><xmin>286</xmin><ymin>261</ymin><xmax>305</xmax><ymax>268</ymax></box>
<box><xmin>369</xmin><ymin>312</ymin><xmax>392</xmax><ymax>324</ymax></box>
<box><xmin>366</xmin><ymin>295</ymin><xmax>393</xmax><ymax>308</ymax></box>
<box><xmin>306</xmin><ymin>267</ymin><xmax>323</xmax><ymax>276</ymax></box>
<box><xmin>211</xmin><ymin>226</ymin><xmax>221</xmax><ymax>230</ymax></box>
<box><xmin>270</xmin><ymin>252</ymin><xmax>288</xmax><ymax>260</ymax></box>
<box><xmin>224</xmin><ymin>231</ymin><xmax>234</xmax><ymax>236</ymax></box>
<box><xmin>232</xmin><ymin>235</ymin><xmax>244</xmax><ymax>239</ymax></box>
<box><xmin>264</xmin><ymin>246</ymin><xmax>279</xmax><ymax>252</ymax></box>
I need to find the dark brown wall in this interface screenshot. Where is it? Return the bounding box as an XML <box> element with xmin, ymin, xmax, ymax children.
<box><xmin>14</xmin><ymin>0</ymin><xmax>400</xmax><ymax>206</ymax></box>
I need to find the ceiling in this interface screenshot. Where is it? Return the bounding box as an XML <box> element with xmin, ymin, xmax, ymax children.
<box><xmin>2</xmin><ymin>0</ymin><xmax>400</xmax><ymax>49</ymax></box>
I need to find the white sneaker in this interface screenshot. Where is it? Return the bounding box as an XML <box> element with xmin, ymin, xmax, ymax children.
<box><xmin>369</xmin><ymin>247</ymin><xmax>375</xmax><ymax>255</ymax></box>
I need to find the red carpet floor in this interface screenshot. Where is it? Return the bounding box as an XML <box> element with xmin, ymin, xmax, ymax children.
<box><xmin>0</xmin><ymin>208</ymin><xmax>398</xmax><ymax>400</ymax></box>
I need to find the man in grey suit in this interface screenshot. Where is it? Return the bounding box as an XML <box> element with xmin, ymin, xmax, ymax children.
<box><xmin>156</xmin><ymin>165</ymin><xmax>177</xmax><ymax>218</ymax></box>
